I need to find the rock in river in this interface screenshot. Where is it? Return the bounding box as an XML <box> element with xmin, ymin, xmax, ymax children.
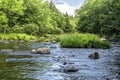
<box><xmin>63</xmin><ymin>66</ymin><xmax>79</xmax><ymax>73</ymax></box>
<box><xmin>32</xmin><ymin>48</ymin><xmax>50</xmax><ymax>54</ymax></box>
<box><xmin>31</xmin><ymin>49</ymin><xmax>36</xmax><ymax>54</ymax></box>
<box><xmin>89</xmin><ymin>52</ymin><xmax>99</xmax><ymax>59</ymax></box>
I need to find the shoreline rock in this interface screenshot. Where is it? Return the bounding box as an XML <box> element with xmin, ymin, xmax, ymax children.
<box><xmin>32</xmin><ymin>48</ymin><xmax>50</xmax><ymax>54</ymax></box>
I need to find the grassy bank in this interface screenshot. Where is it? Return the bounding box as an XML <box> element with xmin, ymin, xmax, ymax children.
<box><xmin>38</xmin><ymin>34</ymin><xmax>61</xmax><ymax>42</ymax></box>
<box><xmin>0</xmin><ymin>33</ymin><xmax>111</xmax><ymax>48</ymax></box>
<box><xmin>0</xmin><ymin>33</ymin><xmax>36</xmax><ymax>41</ymax></box>
<box><xmin>60</xmin><ymin>33</ymin><xmax>111</xmax><ymax>48</ymax></box>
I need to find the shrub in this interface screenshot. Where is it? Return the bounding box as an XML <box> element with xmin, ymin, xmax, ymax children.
<box><xmin>0</xmin><ymin>33</ymin><xmax>36</xmax><ymax>41</ymax></box>
<box><xmin>11</xmin><ymin>25</ymin><xmax>24</xmax><ymax>33</ymax></box>
<box><xmin>23</xmin><ymin>23</ymin><xmax>39</xmax><ymax>35</ymax></box>
<box><xmin>60</xmin><ymin>33</ymin><xmax>111</xmax><ymax>48</ymax></box>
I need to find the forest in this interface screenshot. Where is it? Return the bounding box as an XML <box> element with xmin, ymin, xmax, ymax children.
<box><xmin>0</xmin><ymin>0</ymin><xmax>76</xmax><ymax>35</ymax></box>
<box><xmin>0</xmin><ymin>0</ymin><xmax>120</xmax><ymax>80</ymax></box>
<box><xmin>0</xmin><ymin>0</ymin><xmax>120</xmax><ymax>44</ymax></box>
<box><xmin>76</xmin><ymin>0</ymin><xmax>120</xmax><ymax>40</ymax></box>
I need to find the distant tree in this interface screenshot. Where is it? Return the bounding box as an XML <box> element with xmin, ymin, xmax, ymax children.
<box><xmin>77</xmin><ymin>0</ymin><xmax>120</xmax><ymax>38</ymax></box>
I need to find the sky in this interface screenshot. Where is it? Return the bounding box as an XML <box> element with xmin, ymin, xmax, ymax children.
<box><xmin>54</xmin><ymin>0</ymin><xmax>86</xmax><ymax>16</ymax></box>
<box><xmin>45</xmin><ymin>0</ymin><xmax>86</xmax><ymax>16</ymax></box>
<box><xmin>52</xmin><ymin>0</ymin><xmax>86</xmax><ymax>7</ymax></box>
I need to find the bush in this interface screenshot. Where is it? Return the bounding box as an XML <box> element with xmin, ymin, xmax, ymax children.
<box><xmin>11</xmin><ymin>25</ymin><xmax>24</xmax><ymax>33</ymax></box>
<box><xmin>60</xmin><ymin>33</ymin><xmax>111</xmax><ymax>48</ymax></box>
<box><xmin>23</xmin><ymin>23</ymin><xmax>39</xmax><ymax>35</ymax></box>
<box><xmin>47</xmin><ymin>26</ymin><xmax>64</xmax><ymax>34</ymax></box>
<box><xmin>0</xmin><ymin>33</ymin><xmax>36</xmax><ymax>41</ymax></box>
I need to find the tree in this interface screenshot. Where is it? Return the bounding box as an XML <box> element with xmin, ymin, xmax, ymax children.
<box><xmin>0</xmin><ymin>0</ymin><xmax>25</xmax><ymax>27</ymax></box>
<box><xmin>0</xmin><ymin>11</ymin><xmax>8</xmax><ymax>34</ymax></box>
<box><xmin>76</xmin><ymin>0</ymin><xmax>120</xmax><ymax>38</ymax></box>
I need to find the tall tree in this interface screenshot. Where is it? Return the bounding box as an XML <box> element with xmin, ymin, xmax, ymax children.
<box><xmin>77</xmin><ymin>0</ymin><xmax>120</xmax><ymax>38</ymax></box>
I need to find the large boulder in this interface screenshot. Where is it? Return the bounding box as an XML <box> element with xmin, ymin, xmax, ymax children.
<box><xmin>32</xmin><ymin>48</ymin><xmax>50</xmax><ymax>54</ymax></box>
<box><xmin>0</xmin><ymin>49</ymin><xmax>14</xmax><ymax>54</ymax></box>
<box><xmin>89</xmin><ymin>52</ymin><xmax>99</xmax><ymax>59</ymax></box>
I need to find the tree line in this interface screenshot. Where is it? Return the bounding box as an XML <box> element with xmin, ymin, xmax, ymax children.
<box><xmin>0</xmin><ymin>0</ymin><xmax>76</xmax><ymax>35</ymax></box>
<box><xmin>76</xmin><ymin>0</ymin><xmax>120</xmax><ymax>39</ymax></box>
<box><xmin>0</xmin><ymin>0</ymin><xmax>119</xmax><ymax>39</ymax></box>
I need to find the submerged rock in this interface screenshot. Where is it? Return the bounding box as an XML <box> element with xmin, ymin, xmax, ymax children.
<box><xmin>32</xmin><ymin>48</ymin><xmax>50</xmax><ymax>54</ymax></box>
<box><xmin>89</xmin><ymin>52</ymin><xmax>99</xmax><ymax>59</ymax></box>
<box><xmin>43</xmin><ymin>42</ymin><xmax>51</xmax><ymax>45</ymax></box>
<box><xmin>0</xmin><ymin>49</ymin><xmax>14</xmax><ymax>54</ymax></box>
<box><xmin>50</xmin><ymin>46</ymin><xmax>57</xmax><ymax>48</ymax></box>
<box><xmin>51</xmin><ymin>41</ymin><xmax>57</xmax><ymax>44</ymax></box>
<box><xmin>63</xmin><ymin>66</ymin><xmax>79</xmax><ymax>73</ymax></box>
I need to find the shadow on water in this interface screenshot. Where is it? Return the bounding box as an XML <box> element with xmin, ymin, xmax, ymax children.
<box><xmin>0</xmin><ymin>42</ymin><xmax>120</xmax><ymax>80</ymax></box>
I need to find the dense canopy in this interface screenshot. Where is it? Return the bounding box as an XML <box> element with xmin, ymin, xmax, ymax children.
<box><xmin>76</xmin><ymin>0</ymin><xmax>120</xmax><ymax>39</ymax></box>
<box><xmin>0</xmin><ymin>0</ymin><xmax>76</xmax><ymax>35</ymax></box>
<box><xmin>0</xmin><ymin>0</ymin><xmax>119</xmax><ymax>40</ymax></box>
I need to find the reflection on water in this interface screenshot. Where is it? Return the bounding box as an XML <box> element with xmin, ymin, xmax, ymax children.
<box><xmin>0</xmin><ymin>42</ymin><xmax>120</xmax><ymax>80</ymax></box>
<box><xmin>0</xmin><ymin>52</ymin><xmax>50</xmax><ymax>80</ymax></box>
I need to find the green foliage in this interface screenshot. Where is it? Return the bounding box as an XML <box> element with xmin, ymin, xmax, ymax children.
<box><xmin>11</xmin><ymin>25</ymin><xmax>24</xmax><ymax>33</ymax></box>
<box><xmin>0</xmin><ymin>33</ymin><xmax>36</xmax><ymax>41</ymax></box>
<box><xmin>38</xmin><ymin>34</ymin><xmax>61</xmax><ymax>42</ymax></box>
<box><xmin>60</xmin><ymin>33</ymin><xmax>111</xmax><ymax>48</ymax></box>
<box><xmin>0</xmin><ymin>0</ymin><xmax>77</xmax><ymax>35</ymax></box>
<box><xmin>22</xmin><ymin>23</ymin><xmax>39</xmax><ymax>35</ymax></box>
<box><xmin>63</xmin><ymin>14</ymin><xmax>76</xmax><ymax>33</ymax></box>
<box><xmin>76</xmin><ymin>0</ymin><xmax>120</xmax><ymax>39</ymax></box>
<box><xmin>0</xmin><ymin>11</ymin><xmax>8</xmax><ymax>34</ymax></box>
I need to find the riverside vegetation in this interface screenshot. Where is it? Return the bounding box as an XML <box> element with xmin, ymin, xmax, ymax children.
<box><xmin>0</xmin><ymin>0</ymin><xmax>119</xmax><ymax>48</ymax></box>
<box><xmin>60</xmin><ymin>33</ymin><xmax>110</xmax><ymax>48</ymax></box>
<box><xmin>0</xmin><ymin>33</ymin><xmax>36</xmax><ymax>41</ymax></box>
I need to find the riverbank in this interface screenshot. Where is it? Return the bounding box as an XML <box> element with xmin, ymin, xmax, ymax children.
<box><xmin>0</xmin><ymin>33</ymin><xmax>111</xmax><ymax>48</ymax></box>
<box><xmin>0</xmin><ymin>33</ymin><xmax>37</xmax><ymax>42</ymax></box>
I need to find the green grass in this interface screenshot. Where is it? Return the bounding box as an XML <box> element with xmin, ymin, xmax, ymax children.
<box><xmin>38</xmin><ymin>34</ymin><xmax>61</xmax><ymax>42</ymax></box>
<box><xmin>0</xmin><ymin>33</ymin><xmax>36</xmax><ymax>41</ymax></box>
<box><xmin>60</xmin><ymin>33</ymin><xmax>111</xmax><ymax>48</ymax></box>
<box><xmin>0</xmin><ymin>33</ymin><xmax>111</xmax><ymax>48</ymax></box>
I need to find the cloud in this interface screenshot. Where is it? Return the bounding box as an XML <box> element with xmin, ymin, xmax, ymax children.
<box><xmin>43</xmin><ymin>0</ymin><xmax>85</xmax><ymax>16</ymax></box>
<box><xmin>55</xmin><ymin>2</ymin><xmax>78</xmax><ymax>16</ymax></box>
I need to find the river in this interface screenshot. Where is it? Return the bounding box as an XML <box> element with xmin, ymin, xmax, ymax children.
<box><xmin>0</xmin><ymin>41</ymin><xmax>120</xmax><ymax>80</ymax></box>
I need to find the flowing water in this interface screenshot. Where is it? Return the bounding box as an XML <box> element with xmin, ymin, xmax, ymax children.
<box><xmin>0</xmin><ymin>42</ymin><xmax>120</xmax><ymax>80</ymax></box>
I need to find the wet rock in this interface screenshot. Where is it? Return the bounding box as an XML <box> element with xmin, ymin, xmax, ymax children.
<box><xmin>32</xmin><ymin>48</ymin><xmax>50</xmax><ymax>54</ymax></box>
<box><xmin>63</xmin><ymin>66</ymin><xmax>79</xmax><ymax>73</ymax></box>
<box><xmin>0</xmin><ymin>40</ymin><xmax>9</xmax><ymax>44</ymax></box>
<box><xmin>50</xmin><ymin>46</ymin><xmax>57</xmax><ymax>48</ymax></box>
<box><xmin>37</xmin><ymin>48</ymin><xmax>50</xmax><ymax>54</ymax></box>
<box><xmin>63</xmin><ymin>61</ymin><xmax>74</xmax><ymax>65</ymax></box>
<box><xmin>43</xmin><ymin>42</ymin><xmax>51</xmax><ymax>45</ymax></box>
<box><xmin>63</xmin><ymin>62</ymin><xmax>67</xmax><ymax>65</ymax></box>
<box><xmin>0</xmin><ymin>49</ymin><xmax>14</xmax><ymax>54</ymax></box>
<box><xmin>31</xmin><ymin>49</ymin><xmax>37</xmax><ymax>54</ymax></box>
<box><xmin>89</xmin><ymin>52</ymin><xmax>99</xmax><ymax>59</ymax></box>
<box><xmin>51</xmin><ymin>41</ymin><xmax>56</xmax><ymax>44</ymax></box>
<box><xmin>100</xmin><ymin>37</ymin><xmax>106</xmax><ymax>41</ymax></box>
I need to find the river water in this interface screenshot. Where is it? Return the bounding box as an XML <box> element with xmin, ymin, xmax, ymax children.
<box><xmin>0</xmin><ymin>42</ymin><xmax>120</xmax><ymax>80</ymax></box>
